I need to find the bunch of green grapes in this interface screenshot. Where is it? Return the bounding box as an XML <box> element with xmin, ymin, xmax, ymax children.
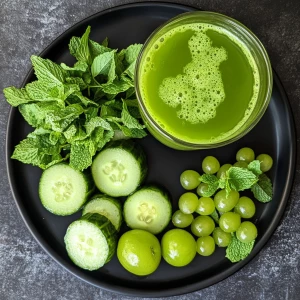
<box><xmin>172</xmin><ymin>147</ymin><xmax>273</xmax><ymax>257</ymax></box>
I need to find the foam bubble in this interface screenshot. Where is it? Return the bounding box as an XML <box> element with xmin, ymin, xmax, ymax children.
<box><xmin>159</xmin><ymin>31</ymin><xmax>227</xmax><ymax>124</ymax></box>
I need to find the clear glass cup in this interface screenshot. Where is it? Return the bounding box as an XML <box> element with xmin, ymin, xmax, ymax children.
<box><xmin>135</xmin><ymin>11</ymin><xmax>273</xmax><ymax>150</ymax></box>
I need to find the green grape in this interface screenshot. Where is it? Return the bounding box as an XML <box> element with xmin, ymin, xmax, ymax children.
<box><xmin>212</xmin><ymin>227</ymin><xmax>232</xmax><ymax>247</ymax></box>
<box><xmin>236</xmin><ymin>147</ymin><xmax>255</xmax><ymax>163</ymax></box>
<box><xmin>196</xmin><ymin>183</ymin><xmax>209</xmax><ymax>197</ymax></box>
<box><xmin>236</xmin><ymin>221</ymin><xmax>258</xmax><ymax>243</ymax></box>
<box><xmin>214</xmin><ymin>189</ymin><xmax>239</xmax><ymax>213</ymax></box>
<box><xmin>180</xmin><ymin>170</ymin><xmax>201</xmax><ymax>190</ymax></box>
<box><xmin>196</xmin><ymin>197</ymin><xmax>215</xmax><ymax>215</ymax></box>
<box><xmin>256</xmin><ymin>154</ymin><xmax>273</xmax><ymax>172</ymax></box>
<box><xmin>172</xmin><ymin>210</ymin><xmax>194</xmax><ymax>228</ymax></box>
<box><xmin>196</xmin><ymin>236</ymin><xmax>215</xmax><ymax>256</ymax></box>
<box><xmin>234</xmin><ymin>196</ymin><xmax>256</xmax><ymax>219</ymax></box>
<box><xmin>233</xmin><ymin>161</ymin><xmax>248</xmax><ymax>168</ymax></box>
<box><xmin>178</xmin><ymin>192</ymin><xmax>199</xmax><ymax>214</ymax></box>
<box><xmin>219</xmin><ymin>212</ymin><xmax>241</xmax><ymax>233</ymax></box>
<box><xmin>202</xmin><ymin>156</ymin><xmax>220</xmax><ymax>174</ymax></box>
<box><xmin>217</xmin><ymin>164</ymin><xmax>232</xmax><ymax>179</ymax></box>
<box><xmin>191</xmin><ymin>215</ymin><xmax>215</xmax><ymax>237</ymax></box>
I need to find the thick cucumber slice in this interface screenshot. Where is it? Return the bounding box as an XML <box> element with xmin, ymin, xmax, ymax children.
<box><xmin>124</xmin><ymin>185</ymin><xmax>172</xmax><ymax>234</ymax></box>
<box><xmin>64</xmin><ymin>213</ymin><xmax>117</xmax><ymax>271</ymax></box>
<box><xmin>83</xmin><ymin>194</ymin><xmax>122</xmax><ymax>231</ymax></box>
<box><xmin>39</xmin><ymin>163</ymin><xmax>94</xmax><ymax>216</ymax></box>
<box><xmin>91</xmin><ymin>140</ymin><xmax>147</xmax><ymax>197</ymax></box>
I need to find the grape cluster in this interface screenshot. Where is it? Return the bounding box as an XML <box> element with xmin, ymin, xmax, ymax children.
<box><xmin>172</xmin><ymin>147</ymin><xmax>273</xmax><ymax>257</ymax></box>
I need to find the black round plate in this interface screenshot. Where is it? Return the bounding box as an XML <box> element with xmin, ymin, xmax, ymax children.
<box><xmin>6</xmin><ymin>2</ymin><xmax>296</xmax><ymax>297</ymax></box>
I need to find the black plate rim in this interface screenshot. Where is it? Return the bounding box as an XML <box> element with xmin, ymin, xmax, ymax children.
<box><xmin>5</xmin><ymin>1</ymin><xmax>297</xmax><ymax>297</ymax></box>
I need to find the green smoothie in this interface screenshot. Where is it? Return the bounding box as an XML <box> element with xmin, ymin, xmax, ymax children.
<box><xmin>139</xmin><ymin>23</ymin><xmax>260</xmax><ymax>144</ymax></box>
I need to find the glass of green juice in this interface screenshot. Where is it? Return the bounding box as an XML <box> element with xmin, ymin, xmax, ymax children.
<box><xmin>135</xmin><ymin>11</ymin><xmax>273</xmax><ymax>150</ymax></box>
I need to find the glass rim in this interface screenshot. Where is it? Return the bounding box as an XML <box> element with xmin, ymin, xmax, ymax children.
<box><xmin>134</xmin><ymin>11</ymin><xmax>273</xmax><ymax>149</ymax></box>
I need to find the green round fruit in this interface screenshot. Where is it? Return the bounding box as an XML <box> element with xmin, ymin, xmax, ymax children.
<box><xmin>180</xmin><ymin>170</ymin><xmax>201</xmax><ymax>190</ymax></box>
<box><xmin>172</xmin><ymin>210</ymin><xmax>194</xmax><ymax>228</ymax></box>
<box><xmin>236</xmin><ymin>221</ymin><xmax>258</xmax><ymax>243</ymax></box>
<box><xmin>236</xmin><ymin>147</ymin><xmax>255</xmax><ymax>163</ymax></box>
<box><xmin>178</xmin><ymin>192</ymin><xmax>199</xmax><ymax>214</ymax></box>
<box><xmin>191</xmin><ymin>215</ymin><xmax>215</xmax><ymax>237</ymax></box>
<box><xmin>196</xmin><ymin>236</ymin><xmax>215</xmax><ymax>256</ymax></box>
<box><xmin>219</xmin><ymin>212</ymin><xmax>241</xmax><ymax>233</ymax></box>
<box><xmin>256</xmin><ymin>154</ymin><xmax>273</xmax><ymax>172</ymax></box>
<box><xmin>196</xmin><ymin>197</ymin><xmax>215</xmax><ymax>215</ymax></box>
<box><xmin>214</xmin><ymin>189</ymin><xmax>239</xmax><ymax>213</ymax></box>
<box><xmin>212</xmin><ymin>227</ymin><xmax>232</xmax><ymax>247</ymax></box>
<box><xmin>161</xmin><ymin>229</ymin><xmax>196</xmax><ymax>267</ymax></box>
<box><xmin>196</xmin><ymin>183</ymin><xmax>209</xmax><ymax>197</ymax></box>
<box><xmin>234</xmin><ymin>196</ymin><xmax>256</xmax><ymax>219</ymax></box>
<box><xmin>233</xmin><ymin>161</ymin><xmax>248</xmax><ymax>168</ymax></box>
<box><xmin>117</xmin><ymin>229</ymin><xmax>161</xmax><ymax>276</ymax></box>
<box><xmin>202</xmin><ymin>156</ymin><xmax>220</xmax><ymax>174</ymax></box>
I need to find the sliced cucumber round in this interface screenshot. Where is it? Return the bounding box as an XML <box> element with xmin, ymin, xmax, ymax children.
<box><xmin>91</xmin><ymin>140</ymin><xmax>147</xmax><ymax>197</ymax></box>
<box><xmin>83</xmin><ymin>194</ymin><xmax>122</xmax><ymax>231</ymax></box>
<box><xmin>124</xmin><ymin>185</ymin><xmax>172</xmax><ymax>234</ymax></box>
<box><xmin>39</xmin><ymin>163</ymin><xmax>94</xmax><ymax>216</ymax></box>
<box><xmin>64</xmin><ymin>213</ymin><xmax>117</xmax><ymax>271</ymax></box>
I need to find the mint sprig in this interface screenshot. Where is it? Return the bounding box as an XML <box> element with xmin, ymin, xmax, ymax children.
<box><xmin>200</xmin><ymin>160</ymin><xmax>273</xmax><ymax>203</ymax></box>
<box><xmin>4</xmin><ymin>26</ymin><xmax>146</xmax><ymax>171</ymax></box>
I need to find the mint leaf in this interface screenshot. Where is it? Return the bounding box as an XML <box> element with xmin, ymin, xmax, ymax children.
<box><xmin>124</xmin><ymin>44</ymin><xmax>143</xmax><ymax>65</ymax></box>
<box><xmin>89</xmin><ymin>39</ymin><xmax>111</xmax><ymax>59</ymax></box>
<box><xmin>248</xmin><ymin>160</ymin><xmax>262</xmax><ymax>176</ymax></box>
<box><xmin>200</xmin><ymin>174</ymin><xmax>220</xmax><ymax>197</ymax></box>
<box><xmin>126</xmin><ymin>87</ymin><xmax>136</xmax><ymax>99</ymax></box>
<box><xmin>69</xmin><ymin>36</ymin><xmax>81</xmax><ymax>58</ymax></box>
<box><xmin>61</xmin><ymin>61</ymin><xmax>88</xmax><ymax>73</ymax></box>
<box><xmin>11</xmin><ymin>135</ymin><xmax>64</xmax><ymax>169</ymax></box>
<box><xmin>25</xmin><ymin>81</ymin><xmax>64</xmax><ymax>103</ymax></box>
<box><xmin>44</xmin><ymin>104</ymin><xmax>84</xmax><ymax>132</ymax></box>
<box><xmin>102</xmin><ymin>80</ymin><xmax>132</xmax><ymax>94</ymax></box>
<box><xmin>85</xmin><ymin>116</ymin><xmax>112</xmax><ymax>134</ymax></box>
<box><xmin>31</xmin><ymin>56</ymin><xmax>65</xmax><ymax>85</ymax></box>
<box><xmin>18</xmin><ymin>102</ymin><xmax>59</xmax><ymax>128</ymax></box>
<box><xmin>65</xmin><ymin>77</ymin><xmax>87</xmax><ymax>90</ymax></box>
<box><xmin>96</xmin><ymin>130</ymin><xmax>114</xmax><ymax>150</ymax></box>
<box><xmin>70</xmin><ymin>139</ymin><xmax>95</xmax><ymax>171</ymax></box>
<box><xmin>125</xmin><ymin>128</ymin><xmax>147</xmax><ymax>138</ymax></box>
<box><xmin>121</xmin><ymin>100</ymin><xmax>145</xmax><ymax>129</ymax></box>
<box><xmin>101</xmin><ymin>37</ymin><xmax>109</xmax><ymax>47</ymax></box>
<box><xmin>251</xmin><ymin>173</ymin><xmax>273</xmax><ymax>203</ymax></box>
<box><xmin>73</xmin><ymin>26</ymin><xmax>92</xmax><ymax>64</ymax></box>
<box><xmin>91</xmin><ymin>51</ymin><xmax>115</xmax><ymax>81</ymax></box>
<box><xmin>3</xmin><ymin>87</ymin><xmax>34</xmax><ymax>107</ymax></box>
<box><xmin>225</xmin><ymin>167</ymin><xmax>258</xmax><ymax>192</ymax></box>
<box><xmin>226</xmin><ymin>233</ymin><xmax>255</xmax><ymax>263</ymax></box>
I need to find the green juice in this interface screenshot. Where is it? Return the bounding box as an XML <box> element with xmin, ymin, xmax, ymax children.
<box><xmin>139</xmin><ymin>23</ymin><xmax>260</xmax><ymax>144</ymax></box>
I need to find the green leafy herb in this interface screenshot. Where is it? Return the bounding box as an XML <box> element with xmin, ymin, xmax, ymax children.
<box><xmin>200</xmin><ymin>174</ymin><xmax>220</xmax><ymax>197</ymax></box>
<box><xmin>225</xmin><ymin>167</ymin><xmax>258</xmax><ymax>193</ymax></box>
<box><xmin>247</xmin><ymin>160</ymin><xmax>262</xmax><ymax>176</ymax></box>
<box><xmin>226</xmin><ymin>233</ymin><xmax>255</xmax><ymax>263</ymax></box>
<box><xmin>251</xmin><ymin>173</ymin><xmax>273</xmax><ymax>203</ymax></box>
<box><xmin>4</xmin><ymin>26</ymin><xmax>146</xmax><ymax>171</ymax></box>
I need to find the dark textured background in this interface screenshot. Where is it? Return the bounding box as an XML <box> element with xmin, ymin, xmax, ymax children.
<box><xmin>1</xmin><ymin>0</ymin><xmax>300</xmax><ymax>299</ymax></box>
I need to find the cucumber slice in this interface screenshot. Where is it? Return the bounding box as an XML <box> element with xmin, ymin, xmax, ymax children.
<box><xmin>64</xmin><ymin>213</ymin><xmax>117</xmax><ymax>271</ymax></box>
<box><xmin>39</xmin><ymin>163</ymin><xmax>94</xmax><ymax>216</ymax></box>
<box><xmin>124</xmin><ymin>185</ymin><xmax>172</xmax><ymax>234</ymax></box>
<box><xmin>83</xmin><ymin>194</ymin><xmax>122</xmax><ymax>231</ymax></box>
<box><xmin>91</xmin><ymin>140</ymin><xmax>147</xmax><ymax>197</ymax></box>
